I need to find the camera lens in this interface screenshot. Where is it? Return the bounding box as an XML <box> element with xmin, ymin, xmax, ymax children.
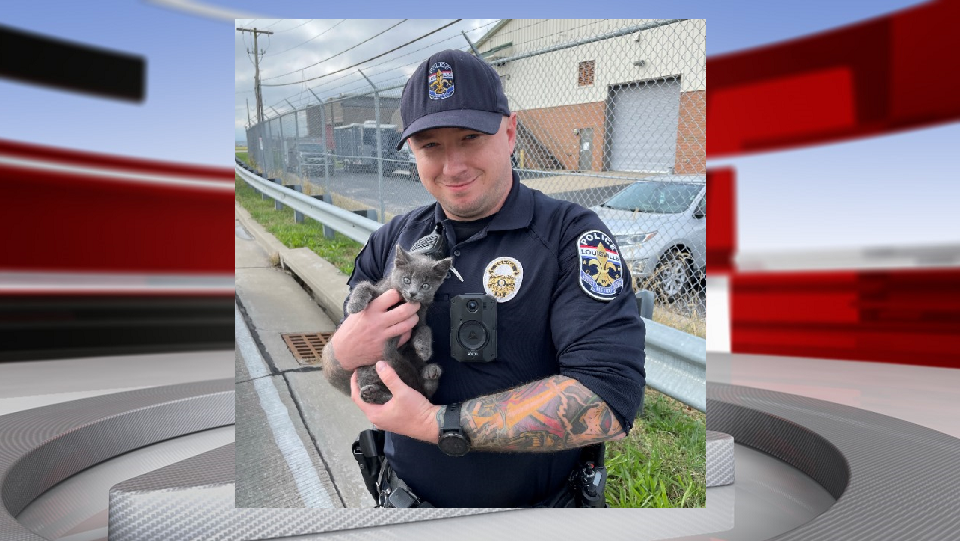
<box><xmin>466</xmin><ymin>300</ymin><xmax>479</xmax><ymax>312</ymax></box>
<box><xmin>458</xmin><ymin>321</ymin><xmax>487</xmax><ymax>350</ymax></box>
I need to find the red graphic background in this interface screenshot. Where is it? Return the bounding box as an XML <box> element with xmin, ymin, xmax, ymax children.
<box><xmin>706</xmin><ymin>0</ymin><xmax>960</xmax><ymax>368</ymax></box>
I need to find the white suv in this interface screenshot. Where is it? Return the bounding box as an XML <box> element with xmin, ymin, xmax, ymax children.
<box><xmin>590</xmin><ymin>175</ymin><xmax>706</xmax><ymax>302</ymax></box>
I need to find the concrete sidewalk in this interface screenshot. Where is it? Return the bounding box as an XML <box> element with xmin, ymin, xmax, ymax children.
<box><xmin>235</xmin><ymin>202</ymin><xmax>375</xmax><ymax>508</ymax></box>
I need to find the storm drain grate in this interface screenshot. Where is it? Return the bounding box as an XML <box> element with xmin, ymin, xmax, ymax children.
<box><xmin>281</xmin><ymin>332</ymin><xmax>333</xmax><ymax>365</ymax></box>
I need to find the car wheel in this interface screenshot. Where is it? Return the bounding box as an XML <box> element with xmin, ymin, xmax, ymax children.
<box><xmin>654</xmin><ymin>249</ymin><xmax>693</xmax><ymax>303</ymax></box>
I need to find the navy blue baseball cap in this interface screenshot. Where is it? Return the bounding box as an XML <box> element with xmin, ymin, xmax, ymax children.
<box><xmin>397</xmin><ymin>49</ymin><xmax>510</xmax><ymax>150</ymax></box>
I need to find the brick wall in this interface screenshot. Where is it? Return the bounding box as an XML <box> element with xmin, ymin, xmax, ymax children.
<box><xmin>516</xmin><ymin>92</ymin><xmax>705</xmax><ymax>174</ymax></box>
<box><xmin>675</xmin><ymin>90</ymin><xmax>706</xmax><ymax>174</ymax></box>
<box><xmin>515</xmin><ymin>102</ymin><xmax>605</xmax><ymax>171</ymax></box>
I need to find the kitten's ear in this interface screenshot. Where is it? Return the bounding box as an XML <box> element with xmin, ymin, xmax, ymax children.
<box><xmin>434</xmin><ymin>257</ymin><xmax>453</xmax><ymax>277</ymax></box>
<box><xmin>394</xmin><ymin>244</ymin><xmax>410</xmax><ymax>265</ymax></box>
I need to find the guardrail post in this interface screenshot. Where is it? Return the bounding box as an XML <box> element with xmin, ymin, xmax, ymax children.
<box><xmin>353</xmin><ymin>209</ymin><xmax>378</xmax><ymax>221</ymax></box>
<box><xmin>285</xmin><ymin>185</ymin><xmax>304</xmax><ymax>222</ymax></box>
<box><xmin>316</xmin><ymin>194</ymin><xmax>336</xmax><ymax>239</ymax></box>
<box><xmin>635</xmin><ymin>289</ymin><xmax>655</xmax><ymax>319</ymax></box>
<box><xmin>271</xmin><ymin>179</ymin><xmax>283</xmax><ymax>210</ymax></box>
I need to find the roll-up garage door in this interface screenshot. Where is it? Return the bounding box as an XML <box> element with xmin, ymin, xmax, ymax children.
<box><xmin>608</xmin><ymin>77</ymin><xmax>681</xmax><ymax>173</ymax></box>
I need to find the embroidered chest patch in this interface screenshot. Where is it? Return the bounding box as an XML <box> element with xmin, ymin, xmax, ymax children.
<box><xmin>483</xmin><ymin>257</ymin><xmax>523</xmax><ymax>303</ymax></box>
<box><xmin>578</xmin><ymin>230</ymin><xmax>624</xmax><ymax>301</ymax></box>
<box><xmin>428</xmin><ymin>61</ymin><xmax>454</xmax><ymax>100</ymax></box>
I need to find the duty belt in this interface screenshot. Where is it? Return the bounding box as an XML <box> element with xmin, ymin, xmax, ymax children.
<box><xmin>377</xmin><ymin>462</ymin><xmax>435</xmax><ymax>508</ymax></box>
<box><xmin>352</xmin><ymin>428</ymin><xmax>606</xmax><ymax>508</ymax></box>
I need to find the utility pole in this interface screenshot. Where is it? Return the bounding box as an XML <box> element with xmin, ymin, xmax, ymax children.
<box><xmin>236</xmin><ymin>26</ymin><xmax>273</xmax><ymax>124</ymax></box>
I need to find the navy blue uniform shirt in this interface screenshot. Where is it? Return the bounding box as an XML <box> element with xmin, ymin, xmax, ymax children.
<box><xmin>345</xmin><ymin>171</ymin><xmax>646</xmax><ymax>507</ymax></box>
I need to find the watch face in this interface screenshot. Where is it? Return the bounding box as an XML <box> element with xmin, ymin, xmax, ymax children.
<box><xmin>440</xmin><ymin>434</ymin><xmax>469</xmax><ymax>457</ymax></box>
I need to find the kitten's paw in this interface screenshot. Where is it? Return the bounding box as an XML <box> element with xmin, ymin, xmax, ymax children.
<box><xmin>345</xmin><ymin>285</ymin><xmax>376</xmax><ymax>314</ymax></box>
<box><xmin>422</xmin><ymin>364</ymin><xmax>441</xmax><ymax>399</ymax></box>
<box><xmin>412</xmin><ymin>327</ymin><xmax>433</xmax><ymax>360</ymax></box>
<box><xmin>421</xmin><ymin>363</ymin><xmax>442</xmax><ymax>381</ymax></box>
<box><xmin>360</xmin><ymin>384</ymin><xmax>391</xmax><ymax>405</ymax></box>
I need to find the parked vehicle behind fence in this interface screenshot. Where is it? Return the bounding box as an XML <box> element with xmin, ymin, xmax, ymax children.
<box><xmin>591</xmin><ymin>175</ymin><xmax>706</xmax><ymax>302</ymax></box>
<box><xmin>333</xmin><ymin>121</ymin><xmax>402</xmax><ymax>173</ymax></box>
<box><xmin>290</xmin><ymin>142</ymin><xmax>335</xmax><ymax>178</ymax></box>
<box><xmin>392</xmin><ymin>147</ymin><xmax>419</xmax><ymax>180</ymax></box>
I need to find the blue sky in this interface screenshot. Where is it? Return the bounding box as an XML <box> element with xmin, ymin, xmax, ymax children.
<box><xmin>2</xmin><ymin>1</ymin><xmax>956</xmax><ymax>253</ymax></box>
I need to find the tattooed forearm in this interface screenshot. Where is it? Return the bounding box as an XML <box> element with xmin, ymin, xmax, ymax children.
<box><xmin>460</xmin><ymin>375</ymin><xmax>624</xmax><ymax>452</ymax></box>
<box><xmin>320</xmin><ymin>341</ymin><xmax>353</xmax><ymax>397</ymax></box>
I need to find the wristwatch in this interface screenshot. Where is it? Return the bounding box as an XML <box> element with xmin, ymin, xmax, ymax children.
<box><xmin>437</xmin><ymin>403</ymin><xmax>470</xmax><ymax>457</ymax></box>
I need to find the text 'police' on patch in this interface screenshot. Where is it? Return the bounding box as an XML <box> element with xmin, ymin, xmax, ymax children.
<box><xmin>577</xmin><ymin>230</ymin><xmax>623</xmax><ymax>301</ymax></box>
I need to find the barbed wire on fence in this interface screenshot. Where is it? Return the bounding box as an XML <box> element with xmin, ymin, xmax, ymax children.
<box><xmin>260</xmin><ymin>20</ymin><xmax>499</xmax><ymax>112</ymax></box>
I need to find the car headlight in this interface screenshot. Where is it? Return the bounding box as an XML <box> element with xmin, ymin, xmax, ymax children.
<box><xmin>615</xmin><ymin>232</ymin><xmax>658</xmax><ymax>246</ymax></box>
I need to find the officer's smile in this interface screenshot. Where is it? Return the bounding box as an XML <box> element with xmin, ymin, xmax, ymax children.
<box><xmin>442</xmin><ymin>174</ymin><xmax>479</xmax><ymax>192</ymax></box>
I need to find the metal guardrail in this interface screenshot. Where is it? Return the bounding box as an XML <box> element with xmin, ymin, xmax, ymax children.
<box><xmin>235</xmin><ymin>162</ymin><xmax>381</xmax><ymax>245</ymax></box>
<box><xmin>642</xmin><ymin>316</ymin><xmax>706</xmax><ymax>412</ymax></box>
<box><xmin>234</xmin><ymin>161</ymin><xmax>706</xmax><ymax>411</ymax></box>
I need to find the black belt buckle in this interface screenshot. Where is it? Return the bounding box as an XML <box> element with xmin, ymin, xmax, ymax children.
<box><xmin>386</xmin><ymin>486</ymin><xmax>418</xmax><ymax>508</ymax></box>
<box><xmin>379</xmin><ymin>466</ymin><xmax>434</xmax><ymax>508</ymax></box>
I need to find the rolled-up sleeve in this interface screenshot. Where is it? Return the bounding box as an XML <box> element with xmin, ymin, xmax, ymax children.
<box><xmin>550</xmin><ymin>212</ymin><xmax>646</xmax><ymax>433</ymax></box>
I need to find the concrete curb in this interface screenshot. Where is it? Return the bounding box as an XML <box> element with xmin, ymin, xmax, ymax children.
<box><xmin>283</xmin><ymin>248</ymin><xmax>350</xmax><ymax>323</ymax></box>
<box><xmin>234</xmin><ymin>201</ymin><xmax>349</xmax><ymax>323</ymax></box>
<box><xmin>235</xmin><ymin>201</ymin><xmax>285</xmax><ymax>261</ymax></box>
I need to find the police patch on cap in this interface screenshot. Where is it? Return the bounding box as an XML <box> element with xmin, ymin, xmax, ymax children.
<box><xmin>428</xmin><ymin>61</ymin><xmax>454</xmax><ymax>100</ymax></box>
<box><xmin>578</xmin><ymin>230</ymin><xmax>624</xmax><ymax>301</ymax></box>
<box><xmin>483</xmin><ymin>257</ymin><xmax>523</xmax><ymax>303</ymax></box>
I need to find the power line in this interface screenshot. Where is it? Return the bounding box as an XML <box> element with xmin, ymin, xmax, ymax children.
<box><xmin>273</xmin><ymin>19</ymin><xmax>314</xmax><ymax>33</ymax></box>
<box><xmin>258</xmin><ymin>20</ymin><xmax>497</xmax><ymax>115</ymax></box>
<box><xmin>262</xmin><ymin>19</ymin><xmax>408</xmax><ymax>81</ymax></box>
<box><xmin>263</xmin><ymin>19</ymin><xmax>345</xmax><ymax>57</ymax></box>
<box><xmin>264</xmin><ymin>20</ymin><xmax>495</xmax><ymax>105</ymax></box>
<box><xmin>285</xmin><ymin>24</ymin><xmax>475</xmax><ymax>97</ymax></box>
<box><xmin>262</xmin><ymin>19</ymin><xmax>461</xmax><ymax>87</ymax></box>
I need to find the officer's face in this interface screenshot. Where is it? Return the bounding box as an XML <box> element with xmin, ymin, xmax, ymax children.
<box><xmin>408</xmin><ymin>114</ymin><xmax>517</xmax><ymax>221</ymax></box>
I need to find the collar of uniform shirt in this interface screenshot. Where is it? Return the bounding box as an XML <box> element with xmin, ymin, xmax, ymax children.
<box><xmin>430</xmin><ymin>170</ymin><xmax>534</xmax><ymax>234</ymax></box>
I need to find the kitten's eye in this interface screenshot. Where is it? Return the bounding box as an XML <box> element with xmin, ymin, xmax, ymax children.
<box><xmin>402</xmin><ymin>277</ymin><xmax>411</xmax><ymax>284</ymax></box>
<box><xmin>420</xmin><ymin>283</ymin><xmax>430</xmax><ymax>290</ymax></box>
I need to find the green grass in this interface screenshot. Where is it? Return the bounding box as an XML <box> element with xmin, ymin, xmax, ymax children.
<box><xmin>236</xmin><ymin>150</ymin><xmax>706</xmax><ymax>508</ymax></box>
<box><xmin>604</xmin><ymin>388</ymin><xmax>706</xmax><ymax>508</ymax></box>
<box><xmin>235</xmin><ymin>174</ymin><xmax>362</xmax><ymax>275</ymax></box>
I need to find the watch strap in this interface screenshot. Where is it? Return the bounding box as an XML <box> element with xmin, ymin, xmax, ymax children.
<box><xmin>443</xmin><ymin>402</ymin><xmax>462</xmax><ymax>433</ymax></box>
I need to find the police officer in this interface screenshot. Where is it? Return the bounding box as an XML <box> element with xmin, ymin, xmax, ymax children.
<box><xmin>321</xmin><ymin>49</ymin><xmax>645</xmax><ymax>507</ymax></box>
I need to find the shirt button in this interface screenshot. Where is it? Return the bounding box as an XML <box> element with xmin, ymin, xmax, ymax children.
<box><xmin>453</xmin><ymin>250</ymin><xmax>461</xmax><ymax>257</ymax></box>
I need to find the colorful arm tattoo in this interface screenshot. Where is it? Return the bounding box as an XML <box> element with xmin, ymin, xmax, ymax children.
<box><xmin>459</xmin><ymin>375</ymin><xmax>624</xmax><ymax>452</ymax></box>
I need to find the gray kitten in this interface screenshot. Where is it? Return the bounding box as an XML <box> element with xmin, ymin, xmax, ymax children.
<box><xmin>344</xmin><ymin>245</ymin><xmax>452</xmax><ymax>404</ymax></box>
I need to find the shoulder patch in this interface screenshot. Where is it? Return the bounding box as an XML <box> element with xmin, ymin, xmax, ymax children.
<box><xmin>483</xmin><ymin>257</ymin><xmax>523</xmax><ymax>303</ymax></box>
<box><xmin>578</xmin><ymin>230</ymin><xmax>624</xmax><ymax>301</ymax></box>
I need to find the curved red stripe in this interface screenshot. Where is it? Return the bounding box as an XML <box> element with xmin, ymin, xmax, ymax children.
<box><xmin>730</xmin><ymin>268</ymin><xmax>960</xmax><ymax>368</ymax></box>
<box><xmin>707</xmin><ymin>0</ymin><xmax>960</xmax><ymax>158</ymax></box>
<box><xmin>0</xmin><ymin>138</ymin><xmax>233</xmax><ymax>181</ymax></box>
<box><xmin>0</xmin><ymin>162</ymin><xmax>233</xmax><ymax>274</ymax></box>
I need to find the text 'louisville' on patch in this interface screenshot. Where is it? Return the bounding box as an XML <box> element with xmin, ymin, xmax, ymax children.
<box><xmin>578</xmin><ymin>230</ymin><xmax>623</xmax><ymax>301</ymax></box>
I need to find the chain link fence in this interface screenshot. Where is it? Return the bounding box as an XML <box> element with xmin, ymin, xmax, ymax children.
<box><xmin>244</xmin><ymin>19</ymin><xmax>706</xmax><ymax>319</ymax></box>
